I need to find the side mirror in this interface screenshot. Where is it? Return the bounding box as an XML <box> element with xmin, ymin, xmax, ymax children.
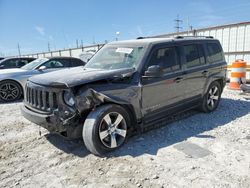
<box><xmin>38</xmin><ymin>66</ymin><xmax>47</xmax><ymax>71</ymax></box>
<box><xmin>144</xmin><ymin>65</ymin><xmax>163</xmax><ymax>78</ymax></box>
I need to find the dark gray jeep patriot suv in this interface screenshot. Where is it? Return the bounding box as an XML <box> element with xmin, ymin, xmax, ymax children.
<box><xmin>21</xmin><ymin>36</ymin><xmax>227</xmax><ymax>155</ymax></box>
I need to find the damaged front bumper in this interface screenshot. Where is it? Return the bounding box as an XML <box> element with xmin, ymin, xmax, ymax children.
<box><xmin>21</xmin><ymin>104</ymin><xmax>81</xmax><ymax>138</ymax></box>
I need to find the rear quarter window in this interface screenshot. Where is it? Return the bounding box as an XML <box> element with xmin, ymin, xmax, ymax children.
<box><xmin>206</xmin><ymin>42</ymin><xmax>224</xmax><ymax>63</ymax></box>
<box><xmin>71</xmin><ymin>59</ymin><xmax>85</xmax><ymax>67</ymax></box>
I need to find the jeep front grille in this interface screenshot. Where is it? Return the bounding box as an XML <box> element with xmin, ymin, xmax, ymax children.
<box><xmin>25</xmin><ymin>84</ymin><xmax>59</xmax><ymax>112</ymax></box>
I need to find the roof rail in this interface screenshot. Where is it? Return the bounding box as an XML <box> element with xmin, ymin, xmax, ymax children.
<box><xmin>174</xmin><ymin>35</ymin><xmax>214</xmax><ymax>39</ymax></box>
<box><xmin>137</xmin><ymin>37</ymin><xmax>146</xmax><ymax>39</ymax></box>
<box><xmin>137</xmin><ymin>35</ymin><xmax>214</xmax><ymax>40</ymax></box>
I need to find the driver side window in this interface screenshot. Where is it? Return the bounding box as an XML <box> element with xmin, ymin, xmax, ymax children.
<box><xmin>147</xmin><ymin>47</ymin><xmax>180</xmax><ymax>74</ymax></box>
<box><xmin>42</xmin><ymin>60</ymin><xmax>64</xmax><ymax>69</ymax></box>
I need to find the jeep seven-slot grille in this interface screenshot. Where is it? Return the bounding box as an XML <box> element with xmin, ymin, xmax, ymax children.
<box><xmin>25</xmin><ymin>85</ymin><xmax>59</xmax><ymax>111</ymax></box>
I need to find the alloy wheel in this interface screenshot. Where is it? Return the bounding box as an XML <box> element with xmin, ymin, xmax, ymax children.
<box><xmin>207</xmin><ymin>86</ymin><xmax>219</xmax><ymax>109</ymax></box>
<box><xmin>99</xmin><ymin>112</ymin><xmax>127</xmax><ymax>148</ymax></box>
<box><xmin>0</xmin><ymin>83</ymin><xmax>20</xmax><ymax>101</ymax></box>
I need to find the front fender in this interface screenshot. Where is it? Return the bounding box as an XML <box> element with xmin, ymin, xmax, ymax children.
<box><xmin>74</xmin><ymin>86</ymin><xmax>142</xmax><ymax>125</ymax></box>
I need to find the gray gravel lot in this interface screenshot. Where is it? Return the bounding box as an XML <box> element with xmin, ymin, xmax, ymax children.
<box><xmin>0</xmin><ymin>88</ymin><xmax>250</xmax><ymax>188</ymax></box>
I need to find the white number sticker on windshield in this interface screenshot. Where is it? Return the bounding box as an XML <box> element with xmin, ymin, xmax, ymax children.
<box><xmin>116</xmin><ymin>48</ymin><xmax>133</xmax><ymax>54</ymax></box>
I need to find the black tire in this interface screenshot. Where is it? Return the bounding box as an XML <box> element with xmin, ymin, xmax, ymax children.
<box><xmin>0</xmin><ymin>80</ymin><xmax>22</xmax><ymax>102</ymax></box>
<box><xmin>200</xmin><ymin>81</ymin><xmax>222</xmax><ymax>113</ymax></box>
<box><xmin>82</xmin><ymin>104</ymin><xmax>130</xmax><ymax>156</ymax></box>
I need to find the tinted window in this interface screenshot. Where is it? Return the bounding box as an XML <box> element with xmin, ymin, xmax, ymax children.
<box><xmin>26</xmin><ymin>58</ymin><xmax>35</xmax><ymax>63</ymax></box>
<box><xmin>71</xmin><ymin>59</ymin><xmax>85</xmax><ymax>67</ymax></box>
<box><xmin>42</xmin><ymin>59</ymin><xmax>69</xmax><ymax>68</ymax></box>
<box><xmin>1</xmin><ymin>59</ymin><xmax>19</xmax><ymax>68</ymax></box>
<box><xmin>17</xmin><ymin>59</ymin><xmax>29</xmax><ymax>67</ymax></box>
<box><xmin>183</xmin><ymin>44</ymin><xmax>205</xmax><ymax>68</ymax></box>
<box><xmin>206</xmin><ymin>42</ymin><xmax>223</xmax><ymax>63</ymax></box>
<box><xmin>147</xmin><ymin>47</ymin><xmax>180</xmax><ymax>73</ymax></box>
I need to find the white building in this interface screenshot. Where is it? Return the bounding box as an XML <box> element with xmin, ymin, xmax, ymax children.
<box><xmin>156</xmin><ymin>22</ymin><xmax>250</xmax><ymax>79</ymax></box>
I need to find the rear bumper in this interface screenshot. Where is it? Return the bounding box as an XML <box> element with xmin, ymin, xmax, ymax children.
<box><xmin>21</xmin><ymin>105</ymin><xmax>66</xmax><ymax>133</ymax></box>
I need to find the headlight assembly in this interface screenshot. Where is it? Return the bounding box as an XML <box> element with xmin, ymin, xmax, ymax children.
<box><xmin>63</xmin><ymin>90</ymin><xmax>75</xmax><ymax>106</ymax></box>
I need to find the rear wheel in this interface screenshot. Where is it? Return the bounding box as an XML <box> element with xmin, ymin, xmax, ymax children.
<box><xmin>82</xmin><ymin>104</ymin><xmax>130</xmax><ymax>156</ymax></box>
<box><xmin>0</xmin><ymin>80</ymin><xmax>22</xmax><ymax>102</ymax></box>
<box><xmin>200</xmin><ymin>81</ymin><xmax>222</xmax><ymax>113</ymax></box>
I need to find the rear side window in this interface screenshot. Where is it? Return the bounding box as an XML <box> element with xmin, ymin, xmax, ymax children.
<box><xmin>183</xmin><ymin>44</ymin><xmax>205</xmax><ymax>68</ymax></box>
<box><xmin>71</xmin><ymin>59</ymin><xmax>85</xmax><ymax>67</ymax></box>
<box><xmin>206</xmin><ymin>42</ymin><xmax>223</xmax><ymax>63</ymax></box>
<box><xmin>147</xmin><ymin>47</ymin><xmax>180</xmax><ymax>74</ymax></box>
<box><xmin>27</xmin><ymin>58</ymin><xmax>35</xmax><ymax>63</ymax></box>
<box><xmin>18</xmin><ymin>59</ymin><xmax>30</xmax><ymax>67</ymax></box>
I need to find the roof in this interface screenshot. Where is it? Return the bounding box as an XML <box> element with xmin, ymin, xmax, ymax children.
<box><xmin>47</xmin><ymin>56</ymin><xmax>80</xmax><ymax>59</ymax></box>
<box><xmin>108</xmin><ymin>36</ymin><xmax>217</xmax><ymax>46</ymax></box>
<box><xmin>0</xmin><ymin>57</ymin><xmax>35</xmax><ymax>61</ymax></box>
<box><xmin>108</xmin><ymin>38</ymin><xmax>173</xmax><ymax>46</ymax></box>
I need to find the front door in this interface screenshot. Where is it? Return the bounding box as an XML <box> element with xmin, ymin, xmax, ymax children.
<box><xmin>141</xmin><ymin>45</ymin><xmax>186</xmax><ymax>124</ymax></box>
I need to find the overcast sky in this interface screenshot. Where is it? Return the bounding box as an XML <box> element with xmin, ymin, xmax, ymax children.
<box><xmin>0</xmin><ymin>0</ymin><xmax>250</xmax><ymax>56</ymax></box>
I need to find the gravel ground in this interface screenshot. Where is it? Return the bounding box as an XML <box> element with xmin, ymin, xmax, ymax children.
<box><xmin>0</xmin><ymin>88</ymin><xmax>250</xmax><ymax>188</ymax></box>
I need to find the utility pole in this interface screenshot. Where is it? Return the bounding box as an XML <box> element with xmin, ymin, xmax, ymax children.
<box><xmin>76</xmin><ymin>39</ymin><xmax>79</xmax><ymax>48</ymax></box>
<box><xmin>174</xmin><ymin>15</ymin><xmax>183</xmax><ymax>33</ymax></box>
<box><xmin>17</xmin><ymin>43</ymin><xmax>21</xmax><ymax>57</ymax></box>
<box><xmin>48</xmin><ymin>42</ymin><xmax>50</xmax><ymax>52</ymax></box>
<box><xmin>187</xmin><ymin>17</ymin><xmax>193</xmax><ymax>36</ymax></box>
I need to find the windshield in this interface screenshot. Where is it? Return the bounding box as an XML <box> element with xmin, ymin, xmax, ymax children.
<box><xmin>85</xmin><ymin>45</ymin><xmax>145</xmax><ymax>70</ymax></box>
<box><xmin>21</xmin><ymin>58</ymin><xmax>48</xmax><ymax>70</ymax></box>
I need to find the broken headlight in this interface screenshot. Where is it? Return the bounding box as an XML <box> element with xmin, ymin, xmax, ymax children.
<box><xmin>63</xmin><ymin>90</ymin><xmax>75</xmax><ymax>106</ymax></box>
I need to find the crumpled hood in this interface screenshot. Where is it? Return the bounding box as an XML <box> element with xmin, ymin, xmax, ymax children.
<box><xmin>29</xmin><ymin>67</ymin><xmax>135</xmax><ymax>88</ymax></box>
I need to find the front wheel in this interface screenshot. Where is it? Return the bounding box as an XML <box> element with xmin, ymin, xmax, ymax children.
<box><xmin>200</xmin><ymin>81</ymin><xmax>222</xmax><ymax>113</ymax></box>
<box><xmin>82</xmin><ymin>104</ymin><xmax>130</xmax><ymax>156</ymax></box>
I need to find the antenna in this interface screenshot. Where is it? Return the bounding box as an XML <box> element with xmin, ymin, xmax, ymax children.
<box><xmin>174</xmin><ymin>14</ymin><xmax>183</xmax><ymax>33</ymax></box>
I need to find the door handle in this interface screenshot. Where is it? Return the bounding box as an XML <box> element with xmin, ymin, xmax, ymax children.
<box><xmin>202</xmin><ymin>70</ymin><xmax>208</xmax><ymax>75</ymax></box>
<box><xmin>174</xmin><ymin>77</ymin><xmax>183</xmax><ymax>83</ymax></box>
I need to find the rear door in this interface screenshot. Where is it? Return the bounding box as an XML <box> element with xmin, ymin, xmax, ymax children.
<box><xmin>181</xmin><ymin>42</ymin><xmax>208</xmax><ymax>98</ymax></box>
<box><xmin>141</xmin><ymin>44</ymin><xmax>187</xmax><ymax>123</ymax></box>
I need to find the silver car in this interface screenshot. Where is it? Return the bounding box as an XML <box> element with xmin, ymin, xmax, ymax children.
<box><xmin>0</xmin><ymin>57</ymin><xmax>86</xmax><ymax>102</ymax></box>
